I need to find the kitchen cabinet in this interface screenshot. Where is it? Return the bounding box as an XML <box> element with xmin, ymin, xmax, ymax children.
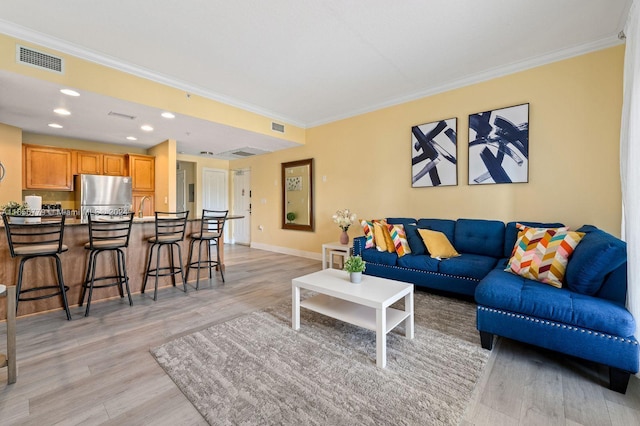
<box><xmin>126</xmin><ymin>154</ymin><xmax>155</xmax><ymax>192</ymax></box>
<box><xmin>74</xmin><ymin>150</ymin><xmax>102</xmax><ymax>175</ymax></box>
<box><xmin>103</xmin><ymin>154</ymin><xmax>126</xmax><ymax>176</ymax></box>
<box><xmin>23</xmin><ymin>145</ymin><xmax>73</xmax><ymax>190</ymax></box>
<box><xmin>73</xmin><ymin>151</ymin><xmax>126</xmax><ymax>176</ymax></box>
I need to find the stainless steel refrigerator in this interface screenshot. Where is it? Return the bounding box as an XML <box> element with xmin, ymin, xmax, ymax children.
<box><xmin>75</xmin><ymin>174</ymin><xmax>133</xmax><ymax>223</ymax></box>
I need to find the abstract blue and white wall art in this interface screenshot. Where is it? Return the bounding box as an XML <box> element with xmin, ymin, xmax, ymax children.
<box><xmin>411</xmin><ymin>118</ymin><xmax>457</xmax><ymax>187</ymax></box>
<box><xmin>468</xmin><ymin>103</ymin><xmax>529</xmax><ymax>185</ymax></box>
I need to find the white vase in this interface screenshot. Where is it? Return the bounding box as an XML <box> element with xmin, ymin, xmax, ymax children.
<box><xmin>350</xmin><ymin>272</ymin><xmax>362</xmax><ymax>284</ymax></box>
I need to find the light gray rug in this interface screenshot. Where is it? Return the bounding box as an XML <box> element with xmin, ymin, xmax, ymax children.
<box><xmin>151</xmin><ymin>291</ymin><xmax>489</xmax><ymax>425</ymax></box>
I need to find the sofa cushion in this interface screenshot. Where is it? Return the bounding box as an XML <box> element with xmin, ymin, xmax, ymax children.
<box><xmin>361</xmin><ymin>248</ymin><xmax>398</xmax><ymax>266</ymax></box>
<box><xmin>387</xmin><ymin>217</ymin><xmax>417</xmax><ymax>227</ymax></box>
<box><xmin>503</xmin><ymin>221</ymin><xmax>566</xmax><ymax>257</ymax></box>
<box><xmin>387</xmin><ymin>223</ymin><xmax>411</xmax><ymax>257</ymax></box>
<box><xmin>506</xmin><ymin>224</ymin><xmax>584</xmax><ymax>288</ymax></box>
<box><xmin>397</xmin><ymin>254</ymin><xmax>439</xmax><ymax>272</ymax></box>
<box><xmin>360</xmin><ymin>219</ymin><xmax>376</xmax><ymax>249</ymax></box>
<box><xmin>455</xmin><ymin>218</ymin><xmax>505</xmax><ymax>257</ymax></box>
<box><xmin>476</xmin><ymin>270</ymin><xmax>636</xmax><ymax>337</ymax></box>
<box><xmin>438</xmin><ymin>253</ymin><xmax>498</xmax><ymax>280</ymax></box>
<box><xmin>417</xmin><ymin>229</ymin><xmax>459</xmax><ymax>259</ymax></box>
<box><xmin>373</xmin><ymin>221</ymin><xmax>395</xmax><ymax>252</ymax></box>
<box><xmin>565</xmin><ymin>225</ymin><xmax>627</xmax><ymax>296</ymax></box>
<box><xmin>404</xmin><ymin>223</ymin><xmax>427</xmax><ymax>255</ymax></box>
<box><xmin>416</xmin><ymin>219</ymin><xmax>456</xmax><ymax>243</ymax></box>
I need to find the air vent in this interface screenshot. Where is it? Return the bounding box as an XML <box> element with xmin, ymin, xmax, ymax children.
<box><xmin>16</xmin><ymin>45</ymin><xmax>64</xmax><ymax>73</ymax></box>
<box><xmin>108</xmin><ymin>111</ymin><xmax>136</xmax><ymax>120</ymax></box>
<box><xmin>271</xmin><ymin>122</ymin><xmax>285</xmax><ymax>133</ymax></box>
<box><xmin>232</xmin><ymin>151</ymin><xmax>255</xmax><ymax>157</ymax></box>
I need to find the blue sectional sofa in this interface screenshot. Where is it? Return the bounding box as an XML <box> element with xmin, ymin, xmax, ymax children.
<box><xmin>352</xmin><ymin>218</ymin><xmax>639</xmax><ymax>393</ymax></box>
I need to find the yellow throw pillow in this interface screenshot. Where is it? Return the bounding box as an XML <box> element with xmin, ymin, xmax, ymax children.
<box><xmin>373</xmin><ymin>221</ymin><xmax>395</xmax><ymax>253</ymax></box>
<box><xmin>417</xmin><ymin>229</ymin><xmax>460</xmax><ymax>259</ymax></box>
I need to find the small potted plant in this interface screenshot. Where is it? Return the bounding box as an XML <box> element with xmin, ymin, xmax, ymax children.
<box><xmin>1</xmin><ymin>201</ymin><xmax>30</xmax><ymax>223</ymax></box>
<box><xmin>344</xmin><ymin>255</ymin><xmax>366</xmax><ymax>283</ymax></box>
<box><xmin>286</xmin><ymin>211</ymin><xmax>296</xmax><ymax>223</ymax></box>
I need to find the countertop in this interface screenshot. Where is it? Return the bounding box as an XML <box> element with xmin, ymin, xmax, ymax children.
<box><xmin>0</xmin><ymin>215</ymin><xmax>244</xmax><ymax>227</ymax></box>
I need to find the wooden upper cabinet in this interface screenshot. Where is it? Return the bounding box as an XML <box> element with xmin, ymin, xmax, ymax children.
<box><xmin>23</xmin><ymin>145</ymin><xmax>73</xmax><ymax>190</ymax></box>
<box><xmin>74</xmin><ymin>150</ymin><xmax>102</xmax><ymax>175</ymax></box>
<box><xmin>103</xmin><ymin>154</ymin><xmax>126</xmax><ymax>176</ymax></box>
<box><xmin>126</xmin><ymin>154</ymin><xmax>155</xmax><ymax>192</ymax></box>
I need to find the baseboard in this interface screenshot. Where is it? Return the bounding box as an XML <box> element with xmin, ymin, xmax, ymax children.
<box><xmin>250</xmin><ymin>242</ymin><xmax>322</xmax><ymax>261</ymax></box>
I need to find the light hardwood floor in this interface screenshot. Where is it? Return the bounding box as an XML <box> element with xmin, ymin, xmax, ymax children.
<box><xmin>0</xmin><ymin>245</ymin><xmax>638</xmax><ymax>425</ymax></box>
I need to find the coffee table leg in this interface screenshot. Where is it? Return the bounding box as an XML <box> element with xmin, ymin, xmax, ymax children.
<box><xmin>405</xmin><ymin>291</ymin><xmax>414</xmax><ymax>339</ymax></box>
<box><xmin>376</xmin><ymin>308</ymin><xmax>386</xmax><ymax>368</ymax></box>
<box><xmin>292</xmin><ymin>284</ymin><xmax>300</xmax><ymax>330</ymax></box>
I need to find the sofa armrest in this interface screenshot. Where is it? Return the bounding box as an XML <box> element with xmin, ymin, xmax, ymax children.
<box><xmin>353</xmin><ymin>236</ymin><xmax>366</xmax><ymax>256</ymax></box>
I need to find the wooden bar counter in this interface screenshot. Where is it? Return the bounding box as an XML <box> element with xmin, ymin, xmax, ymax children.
<box><xmin>0</xmin><ymin>216</ymin><xmax>237</xmax><ymax>319</ymax></box>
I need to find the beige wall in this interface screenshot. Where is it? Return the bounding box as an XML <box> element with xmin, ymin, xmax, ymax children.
<box><xmin>0</xmin><ymin>123</ymin><xmax>23</xmax><ymax>206</ymax></box>
<box><xmin>148</xmin><ymin>139</ymin><xmax>176</xmax><ymax>212</ymax></box>
<box><xmin>232</xmin><ymin>45</ymin><xmax>625</xmax><ymax>256</ymax></box>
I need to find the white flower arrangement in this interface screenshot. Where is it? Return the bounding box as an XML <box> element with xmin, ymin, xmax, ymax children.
<box><xmin>332</xmin><ymin>208</ymin><xmax>357</xmax><ymax>231</ymax></box>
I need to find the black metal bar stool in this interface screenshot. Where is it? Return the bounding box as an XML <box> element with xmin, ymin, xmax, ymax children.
<box><xmin>142</xmin><ymin>211</ymin><xmax>189</xmax><ymax>301</ymax></box>
<box><xmin>80</xmin><ymin>212</ymin><xmax>134</xmax><ymax>316</ymax></box>
<box><xmin>185</xmin><ymin>209</ymin><xmax>228</xmax><ymax>289</ymax></box>
<box><xmin>2</xmin><ymin>213</ymin><xmax>72</xmax><ymax>320</ymax></box>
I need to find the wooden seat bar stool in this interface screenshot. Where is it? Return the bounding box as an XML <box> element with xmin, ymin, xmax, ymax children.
<box><xmin>80</xmin><ymin>212</ymin><xmax>134</xmax><ymax>316</ymax></box>
<box><xmin>142</xmin><ymin>211</ymin><xmax>189</xmax><ymax>301</ymax></box>
<box><xmin>2</xmin><ymin>213</ymin><xmax>72</xmax><ymax>320</ymax></box>
<box><xmin>186</xmin><ymin>209</ymin><xmax>228</xmax><ymax>289</ymax></box>
<box><xmin>1</xmin><ymin>284</ymin><xmax>17</xmax><ymax>384</ymax></box>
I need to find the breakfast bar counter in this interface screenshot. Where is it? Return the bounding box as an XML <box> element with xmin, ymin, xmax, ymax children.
<box><xmin>0</xmin><ymin>216</ymin><xmax>242</xmax><ymax>318</ymax></box>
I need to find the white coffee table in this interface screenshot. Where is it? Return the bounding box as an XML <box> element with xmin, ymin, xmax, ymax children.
<box><xmin>292</xmin><ymin>269</ymin><xmax>414</xmax><ymax>368</ymax></box>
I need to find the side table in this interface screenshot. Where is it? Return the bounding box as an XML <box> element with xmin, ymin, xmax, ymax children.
<box><xmin>1</xmin><ymin>284</ymin><xmax>16</xmax><ymax>384</ymax></box>
<box><xmin>321</xmin><ymin>241</ymin><xmax>352</xmax><ymax>270</ymax></box>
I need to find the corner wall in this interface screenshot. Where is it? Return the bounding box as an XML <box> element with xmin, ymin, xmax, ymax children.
<box><xmin>233</xmin><ymin>45</ymin><xmax>625</xmax><ymax>256</ymax></box>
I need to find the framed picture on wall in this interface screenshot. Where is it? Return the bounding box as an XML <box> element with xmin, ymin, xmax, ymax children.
<box><xmin>411</xmin><ymin>118</ymin><xmax>457</xmax><ymax>187</ymax></box>
<box><xmin>468</xmin><ymin>103</ymin><xmax>529</xmax><ymax>185</ymax></box>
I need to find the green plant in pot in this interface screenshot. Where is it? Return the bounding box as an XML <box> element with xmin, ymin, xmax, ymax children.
<box><xmin>344</xmin><ymin>255</ymin><xmax>366</xmax><ymax>283</ymax></box>
<box><xmin>1</xmin><ymin>201</ymin><xmax>30</xmax><ymax>223</ymax></box>
<box><xmin>286</xmin><ymin>211</ymin><xmax>296</xmax><ymax>223</ymax></box>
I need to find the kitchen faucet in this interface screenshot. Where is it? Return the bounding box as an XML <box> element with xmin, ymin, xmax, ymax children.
<box><xmin>138</xmin><ymin>195</ymin><xmax>150</xmax><ymax>218</ymax></box>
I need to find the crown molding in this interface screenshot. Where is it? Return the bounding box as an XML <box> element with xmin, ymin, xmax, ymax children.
<box><xmin>0</xmin><ymin>19</ymin><xmax>307</xmax><ymax>129</ymax></box>
<box><xmin>306</xmin><ymin>35</ymin><xmax>625</xmax><ymax>128</ymax></box>
<box><xmin>0</xmin><ymin>19</ymin><xmax>625</xmax><ymax>130</ymax></box>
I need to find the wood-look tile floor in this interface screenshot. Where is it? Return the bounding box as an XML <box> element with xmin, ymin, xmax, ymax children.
<box><xmin>0</xmin><ymin>245</ymin><xmax>638</xmax><ymax>425</ymax></box>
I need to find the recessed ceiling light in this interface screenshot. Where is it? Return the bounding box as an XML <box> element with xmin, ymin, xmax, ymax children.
<box><xmin>140</xmin><ymin>125</ymin><xmax>154</xmax><ymax>132</ymax></box>
<box><xmin>54</xmin><ymin>108</ymin><xmax>71</xmax><ymax>116</ymax></box>
<box><xmin>161</xmin><ymin>112</ymin><xmax>175</xmax><ymax>119</ymax></box>
<box><xmin>48</xmin><ymin>123</ymin><xmax>63</xmax><ymax>129</ymax></box>
<box><xmin>60</xmin><ymin>89</ymin><xmax>80</xmax><ymax>97</ymax></box>
<box><xmin>126</xmin><ymin>136</ymin><xmax>138</xmax><ymax>141</ymax></box>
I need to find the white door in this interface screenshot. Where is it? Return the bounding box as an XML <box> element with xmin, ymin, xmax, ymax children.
<box><xmin>176</xmin><ymin>169</ymin><xmax>186</xmax><ymax>213</ymax></box>
<box><xmin>232</xmin><ymin>169</ymin><xmax>251</xmax><ymax>245</ymax></box>
<box><xmin>202</xmin><ymin>167</ymin><xmax>229</xmax><ymax>239</ymax></box>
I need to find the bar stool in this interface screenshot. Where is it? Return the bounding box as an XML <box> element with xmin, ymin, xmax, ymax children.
<box><xmin>186</xmin><ymin>209</ymin><xmax>228</xmax><ymax>289</ymax></box>
<box><xmin>1</xmin><ymin>284</ymin><xmax>17</xmax><ymax>384</ymax></box>
<box><xmin>142</xmin><ymin>211</ymin><xmax>189</xmax><ymax>301</ymax></box>
<box><xmin>80</xmin><ymin>212</ymin><xmax>134</xmax><ymax>317</ymax></box>
<box><xmin>2</xmin><ymin>213</ymin><xmax>71</xmax><ymax>320</ymax></box>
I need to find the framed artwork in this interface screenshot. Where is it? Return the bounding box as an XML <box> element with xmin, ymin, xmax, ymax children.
<box><xmin>286</xmin><ymin>176</ymin><xmax>302</xmax><ymax>191</ymax></box>
<box><xmin>468</xmin><ymin>103</ymin><xmax>529</xmax><ymax>185</ymax></box>
<box><xmin>411</xmin><ymin>118</ymin><xmax>457</xmax><ymax>187</ymax></box>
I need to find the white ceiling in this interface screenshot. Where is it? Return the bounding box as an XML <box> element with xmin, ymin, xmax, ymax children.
<box><xmin>0</xmin><ymin>0</ymin><xmax>632</xmax><ymax>157</ymax></box>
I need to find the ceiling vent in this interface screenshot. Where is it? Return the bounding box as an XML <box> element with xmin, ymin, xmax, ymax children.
<box><xmin>16</xmin><ymin>45</ymin><xmax>64</xmax><ymax>73</ymax></box>
<box><xmin>271</xmin><ymin>122</ymin><xmax>285</xmax><ymax>133</ymax></box>
<box><xmin>215</xmin><ymin>146</ymin><xmax>270</xmax><ymax>159</ymax></box>
<box><xmin>108</xmin><ymin>111</ymin><xmax>136</xmax><ymax>120</ymax></box>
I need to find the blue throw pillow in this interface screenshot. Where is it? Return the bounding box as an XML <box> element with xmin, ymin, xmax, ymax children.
<box><xmin>565</xmin><ymin>225</ymin><xmax>627</xmax><ymax>296</ymax></box>
<box><xmin>404</xmin><ymin>223</ymin><xmax>426</xmax><ymax>255</ymax></box>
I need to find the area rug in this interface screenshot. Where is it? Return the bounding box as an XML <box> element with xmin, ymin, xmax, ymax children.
<box><xmin>151</xmin><ymin>291</ymin><xmax>489</xmax><ymax>425</ymax></box>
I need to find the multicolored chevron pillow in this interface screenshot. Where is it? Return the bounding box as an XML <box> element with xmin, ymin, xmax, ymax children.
<box><xmin>387</xmin><ymin>223</ymin><xmax>412</xmax><ymax>257</ymax></box>
<box><xmin>506</xmin><ymin>224</ymin><xmax>585</xmax><ymax>288</ymax></box>
<box><xmin>360</xmin><ymin>219</ymin><xmax>376</xmax><ymax>249</ymax></box>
